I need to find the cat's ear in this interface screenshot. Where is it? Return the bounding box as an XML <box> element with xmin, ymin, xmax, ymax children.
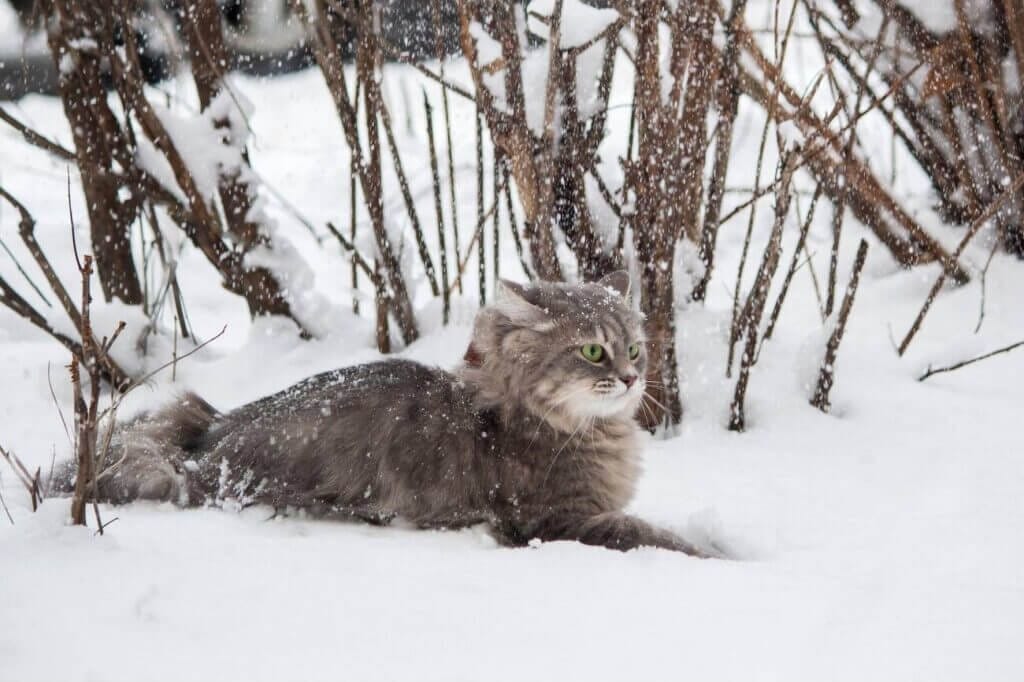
<box><xmin>598</xmin><ymin>270</ymin><xmax>631</xmax><ymax>300</ymax></box>
<box><xmin>496</xmin><ymin>279</ymin><xmax>529</xmax><ymax>302</ymax></box>
<box><xmin>494</xmin><ymin>279</ymin><xmax>544</xmax><ymax>324</ymax></box>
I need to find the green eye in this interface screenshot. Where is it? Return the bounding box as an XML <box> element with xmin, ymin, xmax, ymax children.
<box><xmin>628</xmin><ymin>342</ymin><xmax>641</xmax><ymax>360</ymax></box>
<box><xmin>580</xmin><ymin>344</ymin><xmax>604</xmax><ymax>363</ymax></box>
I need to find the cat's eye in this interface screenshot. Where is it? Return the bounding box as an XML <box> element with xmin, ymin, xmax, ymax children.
<box><xmin>580</xmin><ymin>344</ymin><xmax>605</xmax><ymax>363</ymax></box>
<box><xmin>628</xmin><ymin>342</ymin><xmax>641</xmax><ymax>360</ymax></box>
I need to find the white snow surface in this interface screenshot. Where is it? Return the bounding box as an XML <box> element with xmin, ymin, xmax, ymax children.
<box><xmin>2</xmin><ymin>15</ymin><xmax>1024</xmax><ymax>682</ymax></box>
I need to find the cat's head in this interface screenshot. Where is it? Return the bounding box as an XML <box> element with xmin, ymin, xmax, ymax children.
<box><xmin>464</xmin><ymin>271</ymin><xmax>647</xmax><ymax>427</ymax></box>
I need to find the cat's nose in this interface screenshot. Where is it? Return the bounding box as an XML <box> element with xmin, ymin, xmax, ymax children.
<box><xmin>620</xmin><ymin>374</ymin><xmax>637</xmax><ymax>388</ymax></box>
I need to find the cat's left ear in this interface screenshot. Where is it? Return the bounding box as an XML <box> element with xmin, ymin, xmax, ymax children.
<box><xmin>598</xmin><ymin>270</ymin><xmax>631</xmax><ymax>300</ymax></box>
<box><xmin>494</xmin><ymin>279</ymin><xmax>545</xmax><ymax>324</ymax></box>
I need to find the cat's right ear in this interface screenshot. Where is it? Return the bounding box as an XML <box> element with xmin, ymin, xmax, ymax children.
<box><xmin>494</xmin><ymin>280</ymin><xmax>544</xmax><ymax>325</ymax></box>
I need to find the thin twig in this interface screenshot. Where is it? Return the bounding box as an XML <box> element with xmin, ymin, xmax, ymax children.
<box><xmin>763</xmin><ymin>184</ymin><xmax>824</xmax><ymax>342</ymax></box>
<box><xmin>0</xmin><ymin>106</ymin><xmax>76</xmax><ymax>161</ymax></box>
<box><xmin>919</xmin><ymin>340</ymin><xmax>1024</xmax><ymax>382</ymax></box>
<box><xmin>325</xmin><ymin>222</ymin><xmax>382</xmax><ymax>288</ymax></box>
<box><xmin>96</xmin><ymin>325</ymin><xmax>228</xmax><ymax>425</ymax></box>
<box><xmin>898</xmin><ymin>170</ymin><xmax>1024</xmax><ymax>356</ymax></box>
<box><xmin>47</xmin><ymin>362</ymin><xmax>72</xmax><ymax>448</ymax></box>
<box><xmin>424</xmin><ymin>91</ymin><xmax>450</xmax><ymax>324</ymax></box>
<box><xmin>811</xmin><ymin>239</ymin><xmax>870</xmax><ymax>412</ymax></box>
<box><xmin>0</xmin><ymin>444</ymin><xmax>42</xmax><ymax>510</ymax></box>
<box><xmin>974</xmin><ymin>239</ymin><xmax>999</xmax><ymax>334</ymax></box>
<box><xmin>0</xmin><ymin>481</ymin><xmax>13</xmax><ymax>524</ymax></box>
<box><xmin>475</xmin><ymin>106</ymin><xmax>486</xmax><ymax>305</ymax></box>
<box><xmin>432</xmin><ymin>0</ymin><xmax>462</xmax><ymax>295</ymax></box>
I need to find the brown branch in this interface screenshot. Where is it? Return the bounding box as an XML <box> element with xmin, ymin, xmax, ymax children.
<box><xmin>69</xmin><ymin>256</ymin><xmax>97</xmax><ymax>527</ymax></box>
<box><xmin>692</xmin><ymin>0</ymin><xmax>748</xmax><ymax>302</ymax></box>
<box><xmin>378</xmin><ymin>40</ymin><xmax>478</xmax><ymax>103</ymax></box>
<box><xmin>728</xmin><ymin>154</ymin><xmax>796</xmax><ymax>377</ymax></box>
<box><xmin>376</xmin><ymin>100</ymin><xmax>441</xmax><ymax>297</ymax></box>
<box><xmin>0</xmin><ymin>106</ymin><xmax>76</xmax><ymax>161</ymax></box>
<box><xmin>0</xmin><ymin>443</ymin><xmax>43</xmax><ymax>511</ymax></box>
<box><xmin>919</xmin><ymin>339</ymin><xmax>1024</xmax><ymax>382</ymax></box>
<box><xmin>475</xmin><ymin>107</ymin><xmax>486</xmax><ymax>304</ymax></box>
<box><xmin>424</xmin><ymin>93</ymin><xmax>451</xmax><ymax>324</ymax></box>
<box><xmin>729</xmin><ymin>0</ymin><xmax>799</xmax><ymax>343</ymax></box>
<box><xmin>432</xmin><ymin>0</ymin><xmax>463</xmax><ymax>293</ymax></box>
<box><xmin>728</xmin><ymin>321</ymin><xmax>758</xmax><ymax>432</ymax></box>
<box><xmin>0</xmin><ymin>188</ymin><xmax>129</xmax><ymax>388</ymax></box>
<box><xmin>325</xmin><ymin>222</ymin><xmax>382</xmax><ymax>289</ymax></box>
<box><xmin>728</xmin><ymin>154</ymin><xmax>797</xmax><ymax>429</ymax></box>
<box><xmin>297</xmin><ymin>0</ymin><xmax>417</xmax><ymax>343</ymax></box>
<box><xmin>811</xmin><ymin>238</ymin><xmax>870</xmax><ymax>413</ymax></box>
<box><xmin>0</xmin><ymin>482</ymin><xmax>13</xmax><ymax>524</ymax></box>
<box><xmin>0</xmin><ymin>184</ymin><xmax>82</xmax><ymax>331</ymax></box>
<box><xmin>898</xmin><ymin>170</ymin><xmax>1024</xmax><ymax>356</ymax></box>
<box><xmin>763</xmin><ymin>184</ymin><xmax>824</xmax><ymax>342</ymax></box>
<box><xmin>733</xmin><ymin>14</ymin><xmax>968</xmax><ymax>282</ymax></box>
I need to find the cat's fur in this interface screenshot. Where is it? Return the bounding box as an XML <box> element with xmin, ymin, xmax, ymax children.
<box><xmin>54</xmin><ymin>272</ymin><xmax>707</xmax><ymax>555</ymax></box>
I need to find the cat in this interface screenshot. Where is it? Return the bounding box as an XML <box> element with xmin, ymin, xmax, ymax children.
<box><xmin>54</xmin><ymin>272</ymin><xmax>710</xmax><ymax>556</ymax></box>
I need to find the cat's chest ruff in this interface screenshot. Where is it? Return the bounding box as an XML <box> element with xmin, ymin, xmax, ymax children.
<box><xmin>498</xmin><ymin>416</ymin><xmax>642</xmax><ymax>513</ymax></box>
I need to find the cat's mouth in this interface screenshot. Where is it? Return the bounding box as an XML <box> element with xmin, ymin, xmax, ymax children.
<box><xmin>584</xmin><ymin>379</ymin><xmax>645</xmax><ymax>417</ymax></box>
<box><xmin>541</xmin><ymin>378</ymin><xmax>645</xmax><ymax>425</ymax></box>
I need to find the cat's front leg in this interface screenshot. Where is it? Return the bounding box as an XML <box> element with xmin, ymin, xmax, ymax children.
<box><xmin>523</xmin><ymin>512</ymin><xmax>712</xmax><ymax>557</ymax></box>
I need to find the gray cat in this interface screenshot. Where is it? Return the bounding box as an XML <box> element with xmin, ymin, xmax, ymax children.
<box><xmin>56</xmin><ymin>272</ymin><xmax>709</xmax><ymax>556</ymax></box>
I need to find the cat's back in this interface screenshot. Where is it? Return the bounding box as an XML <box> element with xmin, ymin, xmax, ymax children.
<box><xmin>196</xmin><ymin>359</ymin><xmax>486</xmax><ymax>516</ymax></box>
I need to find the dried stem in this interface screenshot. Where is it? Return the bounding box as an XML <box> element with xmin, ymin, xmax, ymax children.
<box><xmin>728</xmin><ymin>154</ymin><xmax>797</xmax><ymax>377</ymax></box>
<box><xmin>424</xmin><ymin>92</ymin><xmax>451</xmax><ymax>324</ymax></box>
<box><xmin>811</xmin><ymin>238</ymin><xmax>870</xmax><ymax>413</ymax></box>
<box><xmin>763</xmin><ymin>184</ymin><xmax>824</xmax><ymax>342</ymax></box>
<box><xmin>727</xmin><ymin>154</ymin><xmax>797</xmax><ymax>430</ymax></box>
<box><xmin>898</xmin><ymin>170</ymin><xmax>1024</xmax><ymax>356</ymax></box>
<box><xmin>919</xmin><ymin>339</ymin><xmax>1024</xmax><ymax>382</ymax></box>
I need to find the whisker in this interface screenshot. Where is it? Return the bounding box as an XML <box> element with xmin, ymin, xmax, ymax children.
<box><xmin>543</xmin><ymin>415</ymin><xmax>589</xmax><ymax>487</ymax></box>
<box><xmin>526</xmin><ymin>385</ymin><xmax>592</xmax><ymax>449</ymax></box>
<box><xmin>643</xmin><ymin>392</ymin><xmax>670</xmax><ymax>413</ymax></box>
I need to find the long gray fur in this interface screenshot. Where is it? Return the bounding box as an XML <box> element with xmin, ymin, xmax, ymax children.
<box><xmin>53</xmin><ymin>272</ymin><xmax>707</xmax><ymax>556</ymax></box>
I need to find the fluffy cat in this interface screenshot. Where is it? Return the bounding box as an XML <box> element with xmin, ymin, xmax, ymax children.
<box><xmin>55</xmin><ymin>272</ymin><xmax>708</xmax><ymax>556</ymax></box>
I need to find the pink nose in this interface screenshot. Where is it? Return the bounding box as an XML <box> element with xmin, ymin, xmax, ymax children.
<box><xmin>620</xmin><ymin>374</ymin><xmax>637</xmax><ymax>388</ymax></box>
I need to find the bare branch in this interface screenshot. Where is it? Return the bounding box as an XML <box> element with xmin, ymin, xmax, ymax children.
<box><xmin>919</xmin><ymin>340</ymin><xmax>1024</xmax><ymax>382</ymax></box>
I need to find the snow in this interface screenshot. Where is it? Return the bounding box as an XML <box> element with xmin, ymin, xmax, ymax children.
<box><xmin>527</xmin><ymin>0</ymin><xmax>620</xmax><ymax>50</ymax></box>
<box><xmin>2</xmin><ymin>5</ymin><xmax>1024</xmax><ymax>682</ymax></box>
<box><xmin>894</xmin><ymin>1</ymin><xmax>995</xmax><ymax>34</ymax></box>
<box><xmin>138</xmin><ymin>90</ymin><xmax>251</xmax><ymax>206</ymax></box>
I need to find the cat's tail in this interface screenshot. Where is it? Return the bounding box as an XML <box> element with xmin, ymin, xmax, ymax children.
<box><xmin>48</xmin><ymin>392</ymin><xmax>219</xmax><ymax>505</ymax></box>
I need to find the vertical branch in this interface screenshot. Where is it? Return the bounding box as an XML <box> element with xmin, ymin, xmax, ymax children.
<box><xmin>727</xmin><ymin>155</ymin><xmax>796</xmax><ymax>431</ymax></box>
<box><xmin>898</xmin><ymin>170</ymin><xmax>1024</xmax><ymax>355</ymax></box>
<box><xmin>727</xmin><ymin>323</ymin><xmax>759</xmax><ymax>432</ymax></box>
<box><xmin>374</xmin><ymin>260</ymin><xmax>391</xmax><ymax>354</ymax></box>
<box><xmin>69</xmin><ymin>255</ymin><xmax>100</xmax><ymax>527</ymax></box>
<box><xmin>763</xmin><ymin>185</ymin><xmax>824</xmax><ymax>341</ymax></box>
<box><xmin>824</xmin><ymin>200</ymin><xmax>846</xmax><ymax>317</ymax></box>
<box><xmin>454</xmin><ymin>0</ymin><xmax>562</xmax><ymax>280</ymax></box>
<box><xmin>728</xmin><ymin>0</ymin><xmax>799</xmax><ymax>374</ymax></box>
<box><xmin>433</xmin><ymin>0</ymin><xmax>462</xmax><ymax>292</ymax></box>
<box><xmin>297</xmin><ymin>0</ymin><xmax>418</xmax><ymax>344</ymax></box>
<box><xmin>503</xmin><ymin>160</ymin><xmax>533</xmax><ymax>280</ymax></box>
<box><xmin>493</xmin><ymin>147</ymin><xmax>502</xmax><ymax>285</ymax></box>
<box><xmin>476</xmin><ymin>106</ymin><xmax>487</xmax><ymax>304</ymax></box>
<box><xmin>425</xmin><ymin>93</ymin><xmax>451</xmax><ymax>324</ymax></box>
<box><xmin>45</xmin><ymin>0</ymin><xmax>142</xmax><ymax>305</ymax></box>
<box><xmin>378</xmin><ymin>102</ymin><xmax>441</xmax><ymax>297</ymax></box>
<box><xmin>349</xmin><ymin>139</ymin><xmax>360</xmax><ymax>316</ymax></box>
<box><xmin>811</xmin><ymin>239</ymin><xmax>869</xmax><ymax>413</ymax></box>
<box><xmin>693</xmin><ymin>0</ymin><xmax>749</xmax><ymax>302</ymax></box>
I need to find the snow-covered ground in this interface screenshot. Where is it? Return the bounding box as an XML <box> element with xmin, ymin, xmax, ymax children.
<box><xmin>2</xmin><ymin>6</ymin><xmax>1024</xmax><ymax>680</ymax></box>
